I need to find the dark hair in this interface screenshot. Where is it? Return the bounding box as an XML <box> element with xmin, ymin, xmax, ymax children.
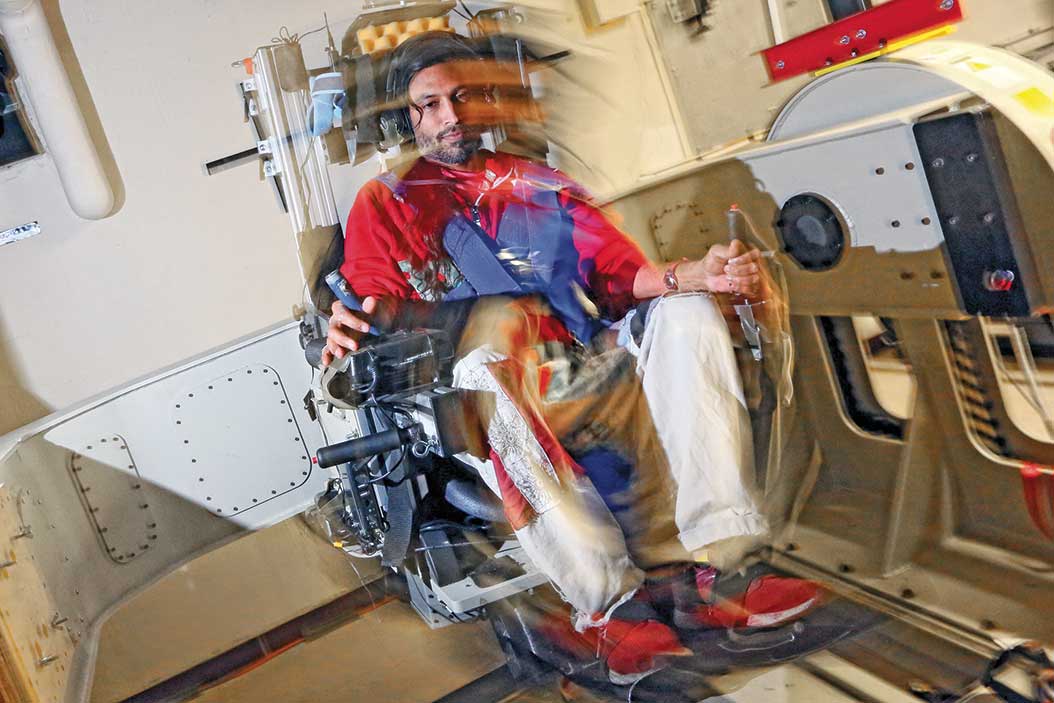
<box><xmin>383</xmin><ymin>31</ymin><xmax>480</xmax><ymax>143</ymax></box>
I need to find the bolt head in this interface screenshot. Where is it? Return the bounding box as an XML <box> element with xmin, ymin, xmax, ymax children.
<box><xmin>776</xmin><ymin>60</ymin><xmax>785</xmax><ymax>69</ymax></box>
<box><xmin>856</xmin><ymin>29</ymin><xmax>867</xmax><ymax>39</ymax></box>
<box><xmin>940</xmin><ymin>0</ymin><xmax>955</xmax><ymax>9</ymax></box>
<box><xmin>932</xmin><ymin>157</ymin><xmax>945</xmax><ymax>168</ymax></box>
<box><xmin>839</xmin><ymin>35</ymin><xmax>850</xmax><ymax>45</ymax></box>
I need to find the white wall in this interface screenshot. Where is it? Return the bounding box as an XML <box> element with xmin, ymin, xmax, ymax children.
<box><xmin>0</xmin><ymin>0</ymin><xmax>376</xmax><ymax>436</ymax></box>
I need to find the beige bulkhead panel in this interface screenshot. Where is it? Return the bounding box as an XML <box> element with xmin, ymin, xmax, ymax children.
<box><xmin>89</xmin><ymin>519</ymin><xmax>381</xmax><ymax>703</ymax></box>
<box><xmin>636</xmin><ymin>0</ymin><xmax>824</xmax><ymax>158</ymax></box>
<box><xmin>506</xmin><ymin>1</ymin><xmax>692</xmax><ymax>198</ymax></box>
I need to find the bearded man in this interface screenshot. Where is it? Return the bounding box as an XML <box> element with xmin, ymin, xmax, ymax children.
<box><xmin>323</xmin><ymin>31</ymin><xmax>821</xmax><ymax>684</ymax></box>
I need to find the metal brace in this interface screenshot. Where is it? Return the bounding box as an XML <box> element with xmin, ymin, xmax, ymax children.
<box><xmin>734</xmin><ymin>302</ymin><xmax>765</xmax><ymax>362</ymax></box>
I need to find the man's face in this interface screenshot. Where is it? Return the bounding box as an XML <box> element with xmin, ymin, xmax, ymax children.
<box><xmin>406</xmin><ymin>60</ymin><xmax>489</xmax><ymax>167</ymax></box>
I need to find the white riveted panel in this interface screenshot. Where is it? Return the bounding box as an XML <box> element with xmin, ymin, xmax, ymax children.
<box><xmin>69</xmin><ymin>435</ymin><xmax>159</xmax><ymax>563</ymax></box>
<box><xmin>168</xmin><ymin>364</ymin><xmax>312</xmax><ymax>517</ymax></box>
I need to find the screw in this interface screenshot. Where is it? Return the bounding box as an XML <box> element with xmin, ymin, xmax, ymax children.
<box><xmin>948</xmin><ymin>215</ymin><xmax>960</xmax><ymax>226</ymax></box>
<box><xmin>776</xmin><ymin>60</ymin><xmax>785</xmax><ymax>69</ymax></box>
<box><xmin>932</xmin><ymin>157</ymin><xmax>945</xmax><ymax>168</ymax></box>
<box><xmin>940</xmin><ymin>0</ymin><xmax>955</xmax><ymax>10</ymax></box>
<box><xmin>966</xmin><ymin>152</ymin><xmax>978</xmax><ymax>163</ymax></box>
<box><xmin>839</xmin><ymin>35</ymin><xmax>850</xmax><ymax>45</ymax></box>
<box><xmin>982</xmin><ymin>212</ymin><xmax>996</xmax><ymax>224</ymax></box>
<box><xmin>856</xmin><ymin>29</ymin><xmax>867</xmax><ymax>39</ymax></box>
<box><xmin>851</xmin><ymin>49</ymin><xmax>859</xmax><ymax>57</ymax></box>
<box><xmin>38</xmin><ymin>655</ymin><xmax>58</xmax><ymax>667</ymax></box>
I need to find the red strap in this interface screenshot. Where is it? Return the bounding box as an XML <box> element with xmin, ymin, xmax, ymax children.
<box><xmin>1020</xmin><ymin>462</ymin><xmax>1054</xmax><ymax>540</ymax></box>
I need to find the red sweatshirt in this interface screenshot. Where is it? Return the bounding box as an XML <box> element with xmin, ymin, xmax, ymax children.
<box><xmin>339</xmin><ymin>150</ymin><xmax>647</xmax><ymax>322</ymax></box>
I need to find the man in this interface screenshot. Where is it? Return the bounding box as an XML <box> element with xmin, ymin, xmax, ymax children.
<box><xmin>323</xmin><ymin>31</ymin><xmax>821</xmax><ymax>683</ymax></box>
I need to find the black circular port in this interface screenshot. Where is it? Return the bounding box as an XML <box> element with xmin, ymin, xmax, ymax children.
<box><xmin>777</xmin><ymin>194</ymin><xmax>846</xmax><ymax>271</ymax></box>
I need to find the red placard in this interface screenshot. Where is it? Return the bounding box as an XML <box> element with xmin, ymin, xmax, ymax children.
<box><xmin>762</xmin><ymin>0</ymin><xmax>965</xmax><ymax>82</ymax></box>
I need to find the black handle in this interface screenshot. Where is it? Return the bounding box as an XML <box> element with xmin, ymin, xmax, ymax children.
<box><xmin>304</xmin><ymin>338</ymin><xmax>327</xmax><ymax>368</ymax></box>
<box><xmin>315</xmin><ymin>425</ymin><xmax>419</xmax><ymax>468</ymax></box>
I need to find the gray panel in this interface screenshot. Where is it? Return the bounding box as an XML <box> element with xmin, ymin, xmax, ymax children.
<box><xmin>769</xmin><ymin>63</ymin><xmax>967</xmax><ymax>141</ymax></box>
<box><xmin>745</xmin><ymin>121</ymin><xmax>944</xmax><ymax>253</ymax></box>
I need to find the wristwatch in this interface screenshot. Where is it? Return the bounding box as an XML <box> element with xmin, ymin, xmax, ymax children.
<box><xmin>663</xmin><ymin>258</ymin><xmax>688</xmax><ymax>293</ymax></box>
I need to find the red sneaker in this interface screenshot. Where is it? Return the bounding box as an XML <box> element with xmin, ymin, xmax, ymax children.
<box><xmin>673</xmin><ymin>566</ymin><xmax>824</xmax><ymax>631</ymax></box>
<box><xmin>535</xmin><ymin>604</ymin><xmax>691</xmax><ymax>685</ymax></box>
<box><xmin>593</xmin><ymin>618</ymin><xmax>691</xmax><ymax>685</ymax></box>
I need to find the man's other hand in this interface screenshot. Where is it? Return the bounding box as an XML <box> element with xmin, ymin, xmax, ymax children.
<box><xmin>322</xmin><ymin>297</ymin><xmax>378</xmax><ymax>366</ymax></box>
<box><xmin>698</xmin><ymin>240</ymin><xmax>765</xmax><ymax>298</ymax></box>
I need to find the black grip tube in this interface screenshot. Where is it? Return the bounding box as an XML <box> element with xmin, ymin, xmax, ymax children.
<box><xmin>315</xmin><ymin>425</ymin><xmax>419</xmax><ymax>468</ymax></box>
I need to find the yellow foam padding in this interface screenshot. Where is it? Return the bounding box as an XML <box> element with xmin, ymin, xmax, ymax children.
<box><xmin>813</xmin><ymin>25</ymin><xmax>957</xmax><ymax>78</ymax></box>
<box><xmin>357</xmin><ymin>26</ymin><xmax>381</xmax><ymax>41</ymax></box>
<box><xmin>1014</xmin><ymin>87</ymin><xmax>1054</xmax><ymax>118</ymax></box>
<box><xmin>358</xmin><ymin>17</ymin><xmax>456</xmax><ymax>54</ymax></box>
